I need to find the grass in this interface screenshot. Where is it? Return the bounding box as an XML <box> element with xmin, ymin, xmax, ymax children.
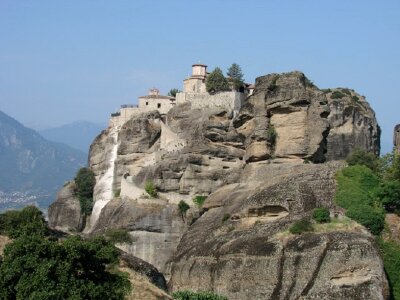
<box><xmin>193</xmin><ymin>195</ymin><xmax>207</xmax><ymax>207</ymax></box>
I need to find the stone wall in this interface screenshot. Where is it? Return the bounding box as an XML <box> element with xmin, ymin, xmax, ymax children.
<box><xmin>138</xmin><ymin>97</ymin><xmax>175</xmax><ymax>115</ymax></box>
<box><xmin>176</xmin><ymin>91</ymin><xmax>244</xmax><ymax>115</ymax></box>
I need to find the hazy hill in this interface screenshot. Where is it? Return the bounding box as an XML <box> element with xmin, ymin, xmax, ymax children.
<box><xmin>0</xmin><ymin>110</ymin><xmax>86</xmax><ymax>210</ymax></box>
<box><xmin>39</xmin><ymin>121</ymin><xmax>103</xmax><ymax>153</ymax></box>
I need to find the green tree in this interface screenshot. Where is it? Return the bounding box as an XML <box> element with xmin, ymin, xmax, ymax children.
<box><xmin>0</xmin><ymin>235</ymin><xmax>131</xmax><ymax>299</ymax></box>
<box><xmin>227</xmin><ymin>63</ymin><xmax>244</xmax><ymax>91</ymax></box>
<box><xmin>178</xmin><ymin>200</ymin><xmax>190</xmax><ymax>218</ymax></box>
<box><xmin>74</xmin><ymin>167</ymin><xmax>96</xmax><ymax>216</ymax></box>
<box><xmin>168</xmin><ymin>88</ymin><xmax>181</xmax><ymax>97</ymax></box>
<box><xmin>0</xmin><ymin>206</ymin><xmax>47</xmax><ymax>238</ymax></box>
<box><xmin>206</xmin><ymin>67</ymin><xmax>230</xmax><ymax>94</ymax></box>
<box><xmin>376</xmin><ymin>180</ymin><xmax>400</xmax><ymax>212</ymax></box>
<box><xmin>346</xmin><ymin>148</ymin><xmax>379</xmax><ymax>172</ymax></box>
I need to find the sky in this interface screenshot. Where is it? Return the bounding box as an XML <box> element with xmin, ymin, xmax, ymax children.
<box><xmin>0</xmin><ymin>0</ymin><xmax>399</xmax><ymax>153</ymax></box>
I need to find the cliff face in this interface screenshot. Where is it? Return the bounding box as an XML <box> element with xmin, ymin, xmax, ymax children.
<box><xmin>394</xmin><ymin>124</ymin><xmax>400</xmax><ymax>153</ymax></box>
<box><xmin>49</xmin><ymin>71</ymin><xmax>385</xmax><ymax>299</ymax></box>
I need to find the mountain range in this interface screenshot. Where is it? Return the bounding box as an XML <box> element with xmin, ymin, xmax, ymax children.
<box><xmin>0</xmin><ymin>110</ymin><xmax>87</xmax><ymax>210</ymax></box>
<box><xmin>39</xmin><ymin>121</ymin><xmax>104</xmax><ymax>154</ymax></box>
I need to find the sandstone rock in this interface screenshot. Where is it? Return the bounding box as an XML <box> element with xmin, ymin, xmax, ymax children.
<box><xmin>169</xmin><ymin>164</ymin><xmax>388</xmax><ymax>300</ymax></box>
<box><xmin>48</xmin><ymin>181</ymin><xmax>84</xmax><ymax>232</ymax></box>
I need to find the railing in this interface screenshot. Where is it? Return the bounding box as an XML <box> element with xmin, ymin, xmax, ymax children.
<box><xmin>120</xmin><ymin>104</ymin><xmax>137</xmax><ymax>108</ymax></box>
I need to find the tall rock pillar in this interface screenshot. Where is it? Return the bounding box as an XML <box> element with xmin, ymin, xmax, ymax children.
<box><xmin>395</xmin><ymin>124</ymin><xmax>400</xmax><ymax>153</ymax></box>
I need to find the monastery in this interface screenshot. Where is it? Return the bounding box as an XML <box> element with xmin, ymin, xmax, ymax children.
<box><xmin>109</xmin><ymin>63</ymin><xmax>254</xmax><ymax>127</ymax></box>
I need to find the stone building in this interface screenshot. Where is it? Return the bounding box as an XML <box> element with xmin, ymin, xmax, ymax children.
<box><xmin>138</xmin><ymin>88</ymin><xmax>175</xmax><ymax>115</ymax></box>
<box><xmin>183</xmin><ymin>64</ymin><xmax>208</xmax><ymax>93</ymax></box>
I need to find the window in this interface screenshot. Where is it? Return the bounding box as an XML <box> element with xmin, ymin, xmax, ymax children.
<box><xmin>146</xmin><ymin>102</ymin><xmax>148</xmax><ymax>106</ymax></box>
<box><xmin>157</xmin><ymin>103</ymin><xmax>161</xmax><ymax>108</ymax></box>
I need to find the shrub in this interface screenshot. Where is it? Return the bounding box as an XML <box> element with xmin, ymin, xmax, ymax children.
<box><xmin>289</xmin><ymin>219</ymin><xmax>313</xmax><ymax>234</ymax></box>
<box><xmin>340</xmin><ymin>88</ymin><xmax>352</xmax><ymax>95</ymax></box>
<box><xmin>105</xmin><ymin>228</ymin><xmax>132</xmax><ymax>244</ymax></box>
<box><xmin>206</xmin><ymin>67</ymin><xmax>230</xmax><ymax>94</ymax></box>
<box><xmin>74</xmin><ymin>167</ymin><xmax>96</xmax><ymax>216</ymax></box>
<box><xmin>266</xmin><ymin>125</ymin><xmax>277</xmax><ymax>146</ymax></box>
<box><xmin>330</xmin><ymin>91</ymin><xmax>345</xmax><ymax>99</ymax></box>
<box><xmin>178</xmin><ymin>200</ymin><xmax>190</xmax><ymax>215</ymax></box>
<box><xmin>114</xmin><ymin>189</ymin><xmax>121</xmax><ymax>198</ymax></box>
<box><xmin>352</xmin><ymin>95</ymin><xmax>360</xmax><ymax>102</ymax></box>
<box><xmin>312</xmin><ymin>208</ymin><xmax>331</xmax><ymax>223</ymax></box>
<box><xmin>346</xmin><ymin>148</ymin><xmax>379</xmax><ymax>172</ymax></box>
<box><xmin>377</xmin><ymin>238</ymin><xmax>400</xmax><ymax>300</ymax></box>
<box><xmin>172</xmin><ymin>290</ymin><xmax>228</xmax><ymax>300</ymax></box>
<box><xmin>0</xmin><ymin>206</ymin><xmax>48</xmax><ymax>238</ymax></box>
<box><xmin>346</xmin><ymin>205</ymin><xmax>384</xmax><ymax>235</ymax></box>
<box><xmin>193</xmin><ymin>195</ymin><xmax>207</xmax><ymax>207</ymax></box>
<box><xmin>145</xmin><ymin>181</ymin><xmax>158</xmax><ymax>198</ymax></box>
<box><xmin>335</xmin><ymin>165</ymin><xmax>385</xmax><ymax>235</ymax></box>
<box><xmin>222</xmin><ymin>213</ymin><xmax>231</xmax><ymax>223</ymax></box>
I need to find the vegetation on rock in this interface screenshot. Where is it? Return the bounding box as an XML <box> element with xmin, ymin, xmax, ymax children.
<box><xmin>289</xmin><ymin>219</ymin><xmax>313</xmax><ymax>234</ymax></box>
<box><xmin>377</xmin><ymin>238</ymin><xmax>400</xmax><ymax>300</ymax></box>
<box><xmin>172</xmin><ymin>290</ymin><xmax>228</xmax><ymax>300</ymax></box>
<box><xmin>346</xmin><ymin>148</ymin><xmax>379</xmax><ymax>172</ymax></box>
<box><xmin>105</xmin><ymin>228</ymin><xmax>133</xmax><ymax>244</ymax></box>
<box><xmin>178</xmin><ymin>200</ymin><xmax>190</xmax><ymax>217</ymax></box>
<box><xmin>193</xmin><ymin>195</ymin><xmax>207</xmax><ymax>207</ymax></box>
<box><xmin>74</xmin><ymin>167</ymin><xmax>96</xmax><ymax>216</ymax></box>
<box><xmin>145</xmin><ymin>181</ymin><xmax>158</xmax><ymax>198</ymax></box>
<box><xmin>312</xmin><ymin>207</ymin><xmax>331</xmax><ymax>223</ymax></box>
<box><xmin>330</xmin><ymin>91</ymin><xmax>346</xmax><ymax>99</ymax></box>
<box><xmin>206</xmin><ymin>67</ymin><xmax>230</xmax><ymax>94</ymax></box>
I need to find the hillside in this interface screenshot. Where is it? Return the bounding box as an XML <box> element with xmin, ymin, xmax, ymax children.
<box><xmin>0</xmin><ymin>110</ymin><xmax>86</xmax><ymax>210</ymax></box>
<box><xmin>39</xmin><ymin>121</ymin><xmax>103</xmax><ymax>153</ymax></box>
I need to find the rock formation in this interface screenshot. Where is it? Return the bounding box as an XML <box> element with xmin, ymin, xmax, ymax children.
<box><xmin>394</xmin><ymin>124</ymin><xmax>400</xmax><ymax>153</ymax></box>
<box><xmin>49</xmin><ymin>71</ymin><xmax>386</xmax><ymax>299</ymax></box>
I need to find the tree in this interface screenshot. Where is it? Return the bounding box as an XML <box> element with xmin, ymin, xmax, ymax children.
<box><xmin>227</xmin><ymin>63</ymin><xmax>244</xmax><ymax>91</ymax></box>
<box><xmin>0</xmin><ymin>235</ymin><xmax>131</xmax><ymax>299</ymax></box>
<box><xmin>376</xmin><ymin>180</ymin><xmax>400</xmax><ymax>212</ymax></box>
<box><xmin>74</xmin><ymin>167</ymin><xmax>96</xmax><ymax>216</ymax></box>
<box><xmin>168</xmin><ymin>88</ymin><xmax>181</xmax><ymax>97</ymax></box>
<box><xmin>0</xmin><ymin>206</ymin><xmax>48</xmax><ymax>238</ymax></box>
<box><xmin>206</xmin><ymin>67</ymin><xmax>230</xmax><ymax>94</ymax></box>
<box><xmin>346</xmin><ymin>148</ymin><xmax>379</xmax><ymax>172</ymax></box>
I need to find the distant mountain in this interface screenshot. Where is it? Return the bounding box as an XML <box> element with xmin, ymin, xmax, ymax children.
<box><xmin>0</xmin><ymin>110</ymin><xmax>87</xmax><ymax>210</ymax></box>
<box><xmin>39</xmin><ymin>121</ymin><xmax>104</xmax><ymax>153</ymax></box>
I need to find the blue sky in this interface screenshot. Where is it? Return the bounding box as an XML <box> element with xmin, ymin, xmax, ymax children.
<box><xmin>0</xmin><ymin>0</ymin><xmax>399</xmax><ymax>153</ymax></box>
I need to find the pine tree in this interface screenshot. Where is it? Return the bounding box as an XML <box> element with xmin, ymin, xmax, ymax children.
<box><xmin>227</xmin><ymin>63</ymin><xmax>244</xmax><ymax>91</ymax></box>
<box><xmin>206</xmin><ymin>67</ymin><xmax>230</xmax><ymax>94</ymax></box>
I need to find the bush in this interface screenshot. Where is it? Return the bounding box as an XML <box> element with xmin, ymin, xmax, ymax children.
<box><xmin>172</xmin><ymin>290</ymin><xmax>228</xmax><ymax>300</ymax></box>
<box><xmin>206</xmin><ymin>67</ymin><xmax>230</xmax><ymax>94</ymax></box>
<box><xmin>335</xmin><ymin>165</ymin><xmax>385</xmax><ymax>235</ymax></box>
<box><xmin>0</xmin><ymin>235</ymin><xmax>131</xmax><ymax>299</ymax></box>
<box><xmin>145</xmin><ymin>181</ymin><xmax>158</xmax><ymax>198</ymax></box>
<box><xmin>289</xmin><ymin>219</ymin><xmax>313</xmax><ymax>234</ymax></box>
<box><xmin>266</xmin><ymin>125</ymin><xmax>277</xmax><ymax>146</ymax></box>
<box><xmin>222</xmin><ymin>213</ymin><xmax>231</xmax><ymax>223</ymax></box>
<box><xmin>330</xmin><ymin>91</ymin><xmax>345</xmax><ymax>99</ymax></box>
<box><xmin>178</xmin><ymin>200</ymin><xmax>190</xmax><ymax>216</ymax></box>
<box><xmin>377</xmin><ymin>239</ymin><xmax>400</xmax><ymax>300</ymax></box>
<box><xmin>352</xmin><ymin>95</ymin><xmax>359</xmax><ymax>102</ymax></box>
<box><xmin>105</xmin><ymin>228</ymin><xmax>132</xmax><ymax>244</ymax></box>
<box><xmin>312</xmin><ymin>208</ymin><xmax>331</xmax><ymax>223</ymax></box>
<box><xmin>375</xmin><ymin>180</ymin><xmax>400</xmax><ymax>213</ymax></box>
<box><xmin>0</xmin><ymin>206</ymin><xmax>48</xmax><ymax>238</ymax></box>
<box><xmin>267</xmin><ymin>75</ymin><xmax>279</xmax><ymax>92</ymax></box>
<box><xmin>74</xmin><ymin>168</ymin><xmax>96</xmax><ymax>216</ymax></box>
<box><xmin>193</xmin><ymin>195</ymin><xmax>207</xmax><ymax>207</ymax></box>
<box><xmin>346</xmin><ymin>148</ymin><xmax>379</xmax><ymax>172</ymax></box>
<box><xmin>114</xmin><ymin>189</ymin><xmax>121</xmax><ymax>198</ymax></box>
<box><xmin>346</xmin><ymin>205</ymin><xmax>384</xmax><ymax>235</ymax></box>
